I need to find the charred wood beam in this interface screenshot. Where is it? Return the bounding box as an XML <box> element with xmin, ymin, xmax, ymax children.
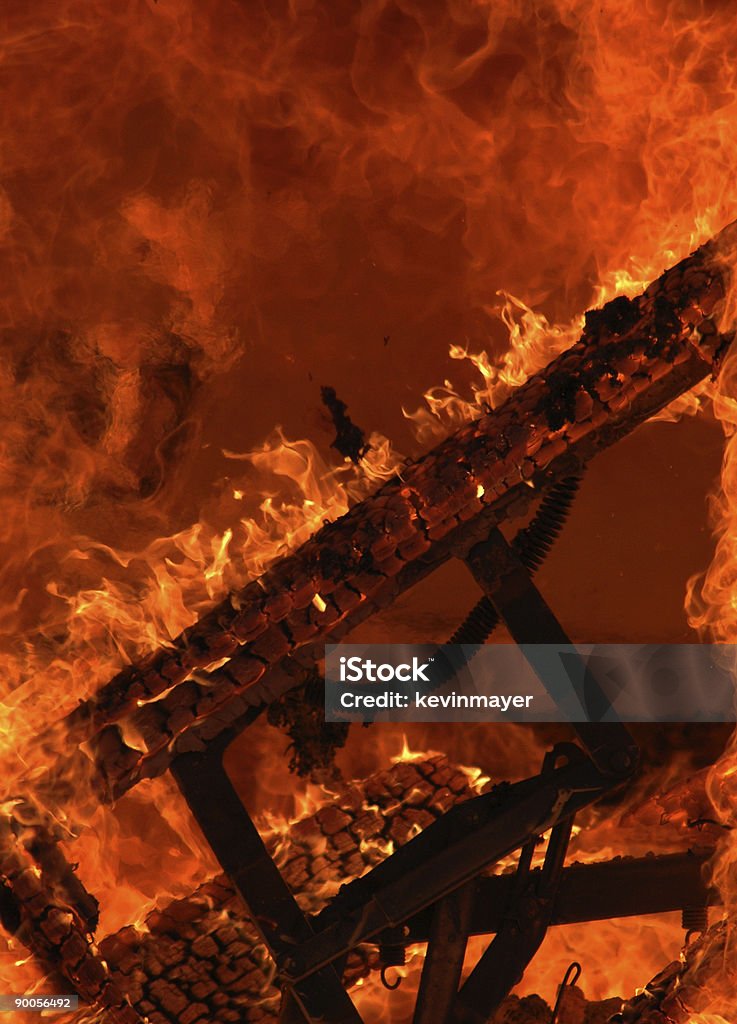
<box><xmin>171</xmin><ymin>738</ymin><xmax>364</xmax><ymax>1024</ymax></box>
<box><xmin>617</xmin><ymin>916</ymin><xmax>733</xmax><ymax>1023</ymax></box>
<box><xmin>405</xmin><ymin>850</ymin><xmax>718</xmax><ymax>942</ymax></box>
<box><xmin>2</xmin><ymin>756</ymin><xmax>478</xmax><ymax>1024</ymax></box>
<box><xmin>0</xmin><ymin>816</ymin><xmax>139</xmax><ymax>1024</ymax></box>
<box><xmin>98</xmin><ymin>756</ymin><xmax>481</xmax><ymax>1024</ymax></box>
<box><xmin>92</xmin><ymin>754</ymin><xmax>717</xmax><ymax>1024</ymax></box>
<box><xmin>98</xmin><ymin>850</ymin><xmax>718</xmax><ymax>1024</ymax></box>
<box><xmin>55</xmin><ymin>219</ymin><xmax>737</xmax><ymax>799</ymax></box>
<box><xmin>169</xmin><ymin>474</ymin><xmax>584</xmax><ymax>767</ymax></box>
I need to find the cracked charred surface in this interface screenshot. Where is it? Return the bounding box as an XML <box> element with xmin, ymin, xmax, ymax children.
<box><xmin>617</xmin><ymin>920</ymin><xmax>734</xmax><ymax>1023</ymax></box>
<box><xmin>94</xmin><ymin>755</ymin><xmax>480</xmax><ymax>1024</ymax></box>
<box><xmin>53</xmin><ymin>220</ymin><xmax>737</xmax><ymax>801</ymax></box>
<box><xmin>0</xmin><ymin>814</ymin><xmax>138</xmax><ymax>1024</ymax></box>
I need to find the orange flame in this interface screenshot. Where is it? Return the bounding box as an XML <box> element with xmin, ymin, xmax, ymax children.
<box><xmin>1</xmin><ymin>0</ymin><xmax>737</xmax><ymax>1015</ymax></box>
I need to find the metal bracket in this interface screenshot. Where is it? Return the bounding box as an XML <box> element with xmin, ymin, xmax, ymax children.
<box><xmin>169</xmin><ymin>502</ymin><xmax>648</xmax><ymax>1023</ymax></box>
<box><xmin>449</xmin><ymin>747</ymin><xmax>577</xmax><ymax>1023</ymax></box>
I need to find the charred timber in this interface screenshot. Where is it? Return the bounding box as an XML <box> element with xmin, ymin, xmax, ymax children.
<box><xmin>617</xmin><ymin>918</ymin><xmax>735</xmax><ymax>1023</ymax></box>
<box><xmin>98</xmin><ymin>852</ymin><xmax>718</xmax><ymax>1024</ymax></box>
<box><xmin>90</xmin><ymin>756</ymin><xmax>716</xmax><ymax>1024</ymax></box>
<box><xmin>62</xmin><ymin>220</ymin><xmax>737</xmax><ymax>798</ymax></box>
<box><xmin>407</xmin><ymin>849</ymin><xmax>718</xmax><ymax>939</ymax></box>
<box><xmin>0</xmin><ymin>816</ymin><xmax>138</xmax><ymax>1023</ymax></box>
<box><xmin>97</xmin><ymin>755</ymin><xmax>479</xmax><ymax>1024</ymax></box>
<box><xmin>1</xmin><ymin>756</ymin><xmax>478</xmax><ymax>1023</ymax></box>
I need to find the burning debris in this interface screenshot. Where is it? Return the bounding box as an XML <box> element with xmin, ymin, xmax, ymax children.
<box><xmin>617</xmin><ymin>920</ymin><xmax>736</xmax><ymax>1023</ymax></box>
<box><xmin>0</xmin><ymin>220</ymin><xmax>734</xmax><ymax>1023</ymax></box>
<box><xmin>0</xmin><ymin>813</ymin><xmax>137</xmax><ymax>1023</ymax></box>
<box><xmin>97</xmin><ymin>755</ymin><xmax>481</xmax><ymax>1024</ymax></box>
<box><xmin>63</xmin><ymin>754</ymin><xmax>722</xmax><ymax>1024</ymax></box>
<box><xmin>52</xmin><ymin>218</ymin><xmax>737</xmax><ymax>802</ymax></box>
<box><xmin>266</xmin><ymin>667</ymin><xmax>350</xmax><ymax>779</ymax></box>
<box><xmin>6</xmin><ymin>3</ymin><xmax>737</xmax><ymax>1022</ymax></box>
<box><xmin>320</xmin><ymin>386</ymin><xmax>371</xmax><ymax>465</ymax></box>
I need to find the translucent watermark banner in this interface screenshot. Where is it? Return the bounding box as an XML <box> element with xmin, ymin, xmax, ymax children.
<box><xmin>324</xmin><ymin>644</ymin><xmax>737</xmax><ymax>723</ymax></box>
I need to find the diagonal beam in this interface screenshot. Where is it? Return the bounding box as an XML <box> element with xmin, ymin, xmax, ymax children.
<box><xmin>51</xmin><ymin>219</ymin><xmax>737</xmax><ymax>799</ymax></box>
<box><xmin>170</xmin><ymin>737</ymin><xmax>364</xmax><ymax>1024</ymax></box>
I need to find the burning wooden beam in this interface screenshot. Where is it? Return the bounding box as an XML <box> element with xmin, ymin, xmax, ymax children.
<box><xmin>0</xmin><ymin>755</ymin><xmax>476</xmax><ymax>1023</ymax></box>
<box><xmin>55</xmin><ymin>218</ymin><xmax>737</xmax><ymax>801</ymax></box>
<box><xmin>0</xmin><ymin>815</ymin><xmax>138</xmax><ymax>1024</ymax></box>
<box><xmin>86</xmin><ymin>756</ymin><xmax>716</xmax><ymax>1024</ymax></box>
<box><xmin>96</xmin><ymin>755</ymin><xmax>480</xmax><ymax>1024</ymax></box>
<box><xmin>617</xmin><ymin>918</ymin><xmax>735</xmax><ymax>1022</ymax></box>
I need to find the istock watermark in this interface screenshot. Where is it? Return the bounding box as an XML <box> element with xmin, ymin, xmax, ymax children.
<box><xmin>338</xmin><ymin>655</ymin><xmax>432</xmax><ymax>683</ymax></box>
<box><xmin>324</xmin><ymin>644</ymin><xmax>737</xmax><ymax>723</ymax></box>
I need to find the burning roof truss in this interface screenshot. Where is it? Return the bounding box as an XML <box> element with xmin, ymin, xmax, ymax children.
<box><xmin>2</xmin><ymin>222</ymin><xmax>737</xmax><ymax>1022</ymax></box>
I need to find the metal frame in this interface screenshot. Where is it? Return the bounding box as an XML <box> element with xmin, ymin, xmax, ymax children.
<box><xmin>167</xmin><ymin>485</ymin><xmax>702</xmax><ymax>1024</ymax></box>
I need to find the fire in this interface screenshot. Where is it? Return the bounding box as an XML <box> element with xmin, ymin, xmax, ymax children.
<box><xmin>224</xmin><ymin>425</ymin><xmax>403</xmax><ymax>578</ymax></box>
<box><xmin>403</xmin><ymin>295</ymin><xmax>582</xmax><ymax>445</ymax></box>
<box><xmin>390</xmin><ymin>735</ymin><xmax>431</xmax><ymax>766</ymax></box>
<box><xmin>1</xmin><ymin>0</ymin><xmax>737</xmax><ymax>1018</ymax></box>
<box><xmin>686</xmin><ymin>222</ymin><xmax>737</xmax><ymax>1014</ymax></box>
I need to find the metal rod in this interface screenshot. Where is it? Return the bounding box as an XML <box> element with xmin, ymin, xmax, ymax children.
<box><xmin>465</xmin><ymin>529</ymin><xmax>640</xmax><ymax>778</ymax></box>
<box><xmin>413</xmin><ymin>882</ymin><xmax>475</xmax><ymax>1024</ymax></box>
<box><xmin>289</xmin><ymin>755</ymin><xmax>612</xmax><ymax>983</ymax></box>
<box><xmin>450</xmin><ymin>805</ymin><xmax>575</xmax><ymax>1022</ymax></box>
